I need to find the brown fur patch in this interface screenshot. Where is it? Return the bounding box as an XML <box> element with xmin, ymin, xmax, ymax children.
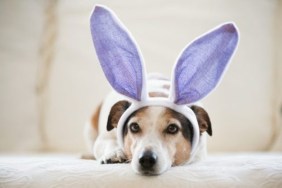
<box><xmin>162</xmin><ymin>108</ymin><xmax>192</xmax><ymax>165</ymax></box>
<box><xmin>124</xmin><ymin>134</ymin><xmax>133</xmax><ymax>161</ymax></box>
<box><xmin>191</xmin><ymin>105</ymin><xmax>212</xmax><ymax>136</ymax></box>
<box><xmin>149</xmin><ymin>92</ymin><xmax>168</xmax><ymax>98</ymax></box>
<box><xmin>173</xmin><ymin>139</ymin><xmax>191</xmax><ymax>165</ymax></box>
<box><xmin>107</xmin><ymin>100</ymin><xmax>131</xmax><ymax>131</ymax></box>
<box><xmin>148</xmin><ymin>81</ymin><xmax>170</xmax><ymax>98</ymax></box>
<box><xmin>162</xmin><ymin>84</ymin><xmax>170</xmax><ymax>90</ymax></box>
<box><xmin>91</xmin><ymin>103</ymin><xmax>102</xmax><ymax>132</ymax></box>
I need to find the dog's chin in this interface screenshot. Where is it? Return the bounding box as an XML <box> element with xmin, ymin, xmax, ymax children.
<box><xmin>138</xmin><ymin>169</ymin><xmax>160</xmax><ymax>176</ymax></box>
<box><xmin>131</xmin><ymin>162</ymin><xmax>170</xmax><ymax>176</ymax></box>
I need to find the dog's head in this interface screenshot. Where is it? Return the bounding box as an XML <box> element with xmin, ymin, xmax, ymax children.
<box><xmin>107</xmin><ymin>100</ymin><xmax>212</xmax><ymax>175</ymax></box>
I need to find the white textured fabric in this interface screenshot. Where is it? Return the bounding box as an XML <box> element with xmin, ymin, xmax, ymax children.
<box><xmin>0</xmin><ymin>153</ymin><xmax>282</xmax><ymax>188</ymax></box>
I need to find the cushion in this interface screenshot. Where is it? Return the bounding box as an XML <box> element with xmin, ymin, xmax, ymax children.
<box><xmin>0</xmin><ymin>153</ymin><xmax>282</xmax><ymax>187</ymax></box>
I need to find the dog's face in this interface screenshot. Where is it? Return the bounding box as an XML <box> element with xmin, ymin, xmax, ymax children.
<box><xmin>124</xmin><ymin>106</ymin><xmax>194</xmax><ymax>175</ymax></box>
<box><xmin>107</xmin><ymin>101</ymin><xmax>212</xmax><ymax>175</ymax></box>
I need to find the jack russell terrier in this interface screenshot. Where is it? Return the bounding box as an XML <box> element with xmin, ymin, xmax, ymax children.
<box><xmin>84</xmin><ymin>5</ymin><xmax>239</xmax><ymax>175</ymax></box>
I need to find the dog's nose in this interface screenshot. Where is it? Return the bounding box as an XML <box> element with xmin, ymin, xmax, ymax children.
<box><xmin>139</xmin><ymin>150</ymin><xmax>157</xmax><ymax>169</ymax></box>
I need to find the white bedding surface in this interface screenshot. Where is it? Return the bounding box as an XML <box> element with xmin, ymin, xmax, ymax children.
<box><xmin>0</xmin><ymin>153</ymin><xmax>282</xmax><ymax>188</ymax></box>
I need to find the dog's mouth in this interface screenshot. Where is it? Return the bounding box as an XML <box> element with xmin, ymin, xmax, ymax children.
<box><xmin>136</xmin><ymin>163</ymin><xmax>167</xmax><ymax>176</ymax></box>
<box><xmin>139</xmin><ymin>169</ymin><xmax>159</xmax><ymax>176</ymax></box>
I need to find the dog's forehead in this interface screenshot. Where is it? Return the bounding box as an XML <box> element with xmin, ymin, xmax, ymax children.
<box><xmin>128</xmin><ymin>106</ymin><xmax>184</xmax><ymax>124</ymax></box>
<box><xmin>129</xmin><ymin>106</ymin><xmax>164</xmax><ymax>122</ymax></box>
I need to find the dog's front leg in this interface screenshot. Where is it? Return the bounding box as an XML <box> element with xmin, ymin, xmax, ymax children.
<box><xmin>93</xmin><ymin>133</ymin><xmax>127</xmax><ymax>164</ymax></box>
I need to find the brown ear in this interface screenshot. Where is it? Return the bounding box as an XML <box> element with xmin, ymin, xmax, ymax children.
<box><xmin>190</xmin><ymin>105</ymin><xmax>212</xmax><ymax>136</ymax></box>
<box><xmin>107</xmin><ymin>100</ymin><xmax>131</xmax><ymax>131</ymax></box>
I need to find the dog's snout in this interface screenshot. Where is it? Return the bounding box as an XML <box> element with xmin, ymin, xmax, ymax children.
<box><xmin>139</xmin><ymin>150</ymin><xmax>157</xmax><ymax>169</ymax></box>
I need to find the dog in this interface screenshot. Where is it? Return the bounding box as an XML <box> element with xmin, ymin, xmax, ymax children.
<box><xmin>84</xmin><ymin>5</ymin><xmax>239</xmax><ymax>175</ymax></box>
<box><xmin>84</xmin><ymin>74</ymin><xmax>212</xmax><ymax>175</ymax></box>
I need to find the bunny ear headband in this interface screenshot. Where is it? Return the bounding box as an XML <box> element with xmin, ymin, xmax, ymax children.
<box><xmin>90</xmin><ymin>5</ymin><xmax>239</xmax><ymax>161</ymax></box>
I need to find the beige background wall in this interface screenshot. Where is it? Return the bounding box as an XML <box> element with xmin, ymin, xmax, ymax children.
<box><xmin>0</xmin><ymin>0</ymin><xmax>281</xmax><ymax>153</ymax></box>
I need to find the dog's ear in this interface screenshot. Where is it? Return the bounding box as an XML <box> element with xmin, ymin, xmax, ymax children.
<box><xmin>107</xmin><ymin>100</ymin><xmax>131</xmax><ymax>131</ymax></box>
<box><xmin>190</xmin><ymin>105</ymin><xmax>212</xmax><ymax>136</ymax></box>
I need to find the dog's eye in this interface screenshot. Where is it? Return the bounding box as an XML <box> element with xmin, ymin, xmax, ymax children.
<box><xmin>166</xmin><ymin>124</ymin><xmax>179</xmax><ymax>134</ymax></box>
<box><xmin>129</xmin><ymin>123</ymin><xmax>140</xmax><ymax>133</ymax></box>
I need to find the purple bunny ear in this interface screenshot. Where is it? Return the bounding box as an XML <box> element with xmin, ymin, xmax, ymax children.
<box><xmin>172</xmin><ymin>23</ymin><xmax>239</xmax><ymax>105</ymax></box>
<box><xmin>90</xmin><ymin>5</ymin><xmax>144</xmax><ymax>101</ymax></box>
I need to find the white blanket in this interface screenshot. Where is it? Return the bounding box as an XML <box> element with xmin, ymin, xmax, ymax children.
<box><xmin>0</xmin><ymin>153</ymin><xmax>282</xmax><ymax>188</ymax></box>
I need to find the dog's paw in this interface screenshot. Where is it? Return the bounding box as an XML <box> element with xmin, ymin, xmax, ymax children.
<box><xmin>100</xmin><ymin>149</ymin><xmax>128</xmax><ymax>164</ymax></box>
